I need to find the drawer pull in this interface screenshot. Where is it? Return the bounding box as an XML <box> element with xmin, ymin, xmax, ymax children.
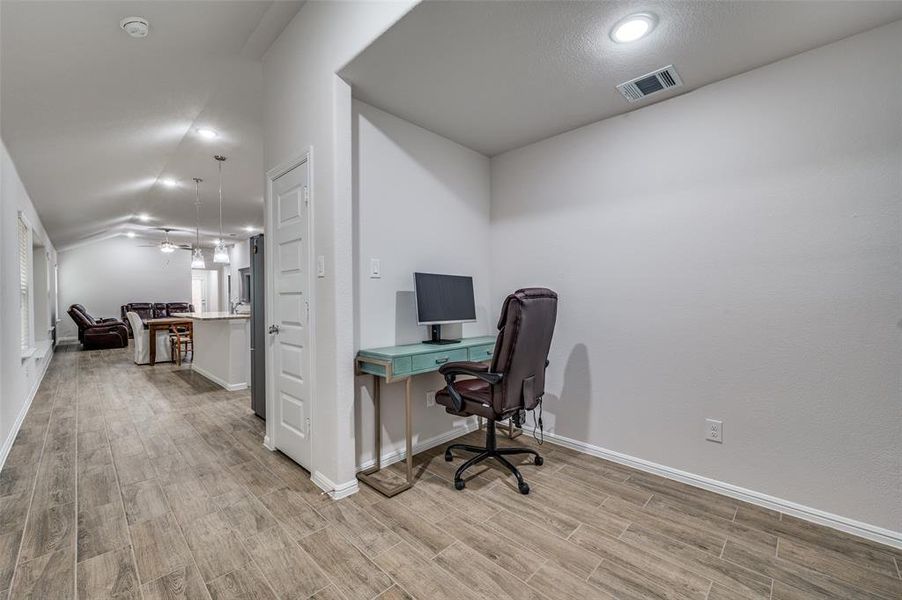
<box><xmin>435</xmin><ymin>357</ymin><xmax>449</xmax><ymax>364</ymax></box>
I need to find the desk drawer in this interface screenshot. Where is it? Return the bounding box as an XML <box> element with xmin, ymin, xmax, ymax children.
<box><xmin>411</xmin><ymin>348</ymin><xmax>468</xmax><ymax>372</ymax></box>
<box><xmin>468</xmin><ymin>343</ymin><xmax>495</xmax><ymax>362</ymax></box>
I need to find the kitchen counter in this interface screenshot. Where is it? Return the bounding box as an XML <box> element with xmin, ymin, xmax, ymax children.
<box><xmin>171</xmin><ymin>311</ymin><xmax>250</xmax><ymax>321</ymax></box>
<box><xmin>174</xmin><ymin>312</ymin><xmax>250</xmax><ymax>390</ymax></box>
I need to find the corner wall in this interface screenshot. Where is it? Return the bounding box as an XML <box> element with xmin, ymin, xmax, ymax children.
<box><xmin>353</xmin><ymin>100</ymin><xmax>492</xmax><ymax>466</ymax></box>
<box><xmin>489</xmin><ymin>21</ymin><xmax>902</xmax><ymax>533</ymax></box>
<box><xmin>0</xmin><ymin>139</ymin><xmax>56</xmax><ymax>467</ymax></box>
<box><xmin>263</xmin><ymin>0</ymin><xmax>416</xmax><ymax>490</ymax></box>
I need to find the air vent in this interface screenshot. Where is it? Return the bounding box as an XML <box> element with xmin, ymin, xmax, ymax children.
<box><xmin>616</xmin><ymin>65</ymin><xmax>683</xmax><ymax>103</ymax></box>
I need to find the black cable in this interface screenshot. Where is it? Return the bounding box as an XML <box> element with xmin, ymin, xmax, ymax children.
<box><xmin>532</xmin><ymin>398</ymin><xmax>544</xmax><ymax>445</ymax></box>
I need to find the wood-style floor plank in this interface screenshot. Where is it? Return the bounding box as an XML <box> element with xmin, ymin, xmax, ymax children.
<box><xmin>298</xmin><ymin>527</ymin><xmax>394</xmax><ymax>600</ymax></box>
<box><xmin>76</xmin><ymin>547</ymin><xmax>141</xmax><ymax>600</ymax></box>
<box><xmin>141</xmin><ymin>564</ymin><xmax>211</xmax><ymax>600</ymax></box>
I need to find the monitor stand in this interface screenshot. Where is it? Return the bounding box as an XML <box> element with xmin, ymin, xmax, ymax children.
<box><xmin>423</xmin><ymin>324</ymin><xmax>461</xmax><ymax>345</ymax></box>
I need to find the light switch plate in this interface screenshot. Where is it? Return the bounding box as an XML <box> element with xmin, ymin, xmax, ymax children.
<box><xmin>425</xmin><ymin>390</ymin><xmax>436</xmax><ymax>407</ymax></box>
<box><xmin>369</xmin><ymin>258</ymin><xmax>381</xmax><ymax>278</ymax></box>
<box><xmin>316</xmin><ymin>255</ymin><xmax>325</xmax><ymax>278</ymax></box>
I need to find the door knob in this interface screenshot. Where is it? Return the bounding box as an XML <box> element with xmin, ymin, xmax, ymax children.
<box><xmin>268</xmin><ymin>324</ymin><xmax>280</xmax><ymax>334</ymax></box>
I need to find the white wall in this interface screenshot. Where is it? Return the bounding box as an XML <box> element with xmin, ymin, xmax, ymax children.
<box><xmin>490</xmin><ymin>22</ymin><xmax>902</xmax><ymax>532</ymax></box>
<box><xmin>353</xmin><ymin>100</ymin><xmax>492</xmax><ymax>466</ymax></box>
<box><xmin>263</xmin><ymin>0</ymin><xmax>415</xmax><ymax>489</ymax></box>
<box><xmin>0</xmin><ymin>139</ymin><xmax>56</xmax><ymax>467</ymax></box>
<box><xmin>227</xmin><ymin>238</ymin><xmax>251</xmax><ymax>307</ymax></box>
<box><xmin>57</xmin><ymin>236</ymin><xmax>192</xmax><ymax>340</ymax></box>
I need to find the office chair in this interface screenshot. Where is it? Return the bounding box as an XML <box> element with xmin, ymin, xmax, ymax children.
<box><xmin>436</xmin><ymin>288</ymin><xmax>557</xmax><ymax>494</ymax></box>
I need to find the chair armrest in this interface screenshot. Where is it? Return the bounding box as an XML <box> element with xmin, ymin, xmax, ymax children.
<box><xmin>439</xmin><ymin>361</ymin><xmax>503</xmax><ymax>412</ymax></box>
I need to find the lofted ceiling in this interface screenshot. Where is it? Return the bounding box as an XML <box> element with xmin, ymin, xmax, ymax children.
<box><xmin>341</xmin><ymin>1</ymin><xmax>902</xmax><ymax>156</ymax></box>
<box><xmin>1</xmin><ymin>0</ymin><xmax>303</xmax><ymax>250</ymax></box>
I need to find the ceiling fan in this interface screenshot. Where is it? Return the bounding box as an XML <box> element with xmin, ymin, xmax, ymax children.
<box><xmin>137</xmin><ymin>228</ymin><xmax>193</xmax><ymax>253</ymax></box>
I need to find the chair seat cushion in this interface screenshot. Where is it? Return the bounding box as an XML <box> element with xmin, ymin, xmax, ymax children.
<box><xmin>436</xmin><ymin>379</ymin><xmax>495</xmax><ymax>419</ymax></box>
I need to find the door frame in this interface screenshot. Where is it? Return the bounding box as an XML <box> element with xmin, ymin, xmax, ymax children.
<box><xmin>263</xmin><ymin>148</ymin><xmax>316</xmax><ymax>469</ymax></box>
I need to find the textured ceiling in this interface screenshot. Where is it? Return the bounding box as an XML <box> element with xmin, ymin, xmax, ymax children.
<box><xmin>341</xmin><ymin>1</ymin><xmax>902</xmax><ymax>156</ymax></box>
<box><xmin>1</xmin><ymin>0</ymin><xmax>303</xmax><ymax>250</ymax></box>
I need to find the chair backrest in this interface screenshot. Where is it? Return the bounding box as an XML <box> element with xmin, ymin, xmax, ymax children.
<box><xmin>153</xmin><ymin>303</ymin><xmax>168</xmax><ymax>318</ymax></box>
<box><xmin>126</xmin><ymin>312</ymin><xmax>145</xmax><ymax>350</ymax></box>
<box><xmin>165</xmin><ymin>302</ymin><xmax>193</xmax><ymax>314</ymax></box>
<box><xmin>490</xmin><ymin>288</ymin><xmax>557</xmax><ymax>414</ymax></box>
<box><xmin>68</xmin><ymin>304</ymin><xmax>94</xmax><ymax>328</ymax></box>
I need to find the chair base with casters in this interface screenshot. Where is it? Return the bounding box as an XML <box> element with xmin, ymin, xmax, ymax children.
<box><xmin>444</xmin><ymin>419</ymin><xmax>542</xmax><ymax>494</ymax></box>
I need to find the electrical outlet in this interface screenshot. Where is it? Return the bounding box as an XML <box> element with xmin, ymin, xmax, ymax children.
<box><xmin>369</xmin><ymin>258</ymin><xmax>381</xmax><ymax>278</ymax></box>
<box><xmin>425</xmin><ymin>390</ymin><xmax>436</xmax><ymax>408</ymax></box>
<box><xmin>705</xmin><ymin>419</ymin><xmax>723</xmax><ymax>443</ymax></box>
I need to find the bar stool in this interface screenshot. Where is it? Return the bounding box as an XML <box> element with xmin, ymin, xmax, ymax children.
<box><xmin>169</xmin><ymin>324</ymin><xmax>193</xmax><ymax>366</ymax></box>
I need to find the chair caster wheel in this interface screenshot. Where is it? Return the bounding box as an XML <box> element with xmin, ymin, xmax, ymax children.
<box><xmin>454</xmin><ymin>480</ymin><xmax>465</xmax><ymax>491</ymax></box>
<box><xmin>518</xmin><ymin>482</ymin><xmax>530</xmax><ymax>495</ymax></box>
<box><xmin>444</xmin><ymin>451</ymin><xmax>453</xmax><ymax>462</ymax></box>
<box><xmin>534</xmin><ymin>456</ymin><xmax>544</xmax><ymax>466</ymax></box>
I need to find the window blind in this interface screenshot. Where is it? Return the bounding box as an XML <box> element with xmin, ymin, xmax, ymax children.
<box><xmin>18</xmin><ymin>214</ymin><xmax>30</xmax><ymax>350</ymax></box>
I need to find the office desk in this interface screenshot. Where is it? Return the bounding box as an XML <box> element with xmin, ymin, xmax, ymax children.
<box><xmin>355</xmin><ymin>335</ymin><xmax>496</xmax><ymax>497</ymax></box>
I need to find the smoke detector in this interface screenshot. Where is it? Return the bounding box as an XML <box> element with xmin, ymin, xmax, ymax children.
<box><xmin>616</xmin><ymin>65</ymin><xmax>682</xmax><ymax>103</ymax></box>
<box><xmin>120</xmin><ymin>17</ymin><xmax>149</xmax><ymax>39</ymax></box>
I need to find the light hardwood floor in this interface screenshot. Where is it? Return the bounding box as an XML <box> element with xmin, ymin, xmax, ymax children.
<box><xmin>1</xmin><ymin>345</ymin><xmax>899</xmax><ymax>599</ymax></box>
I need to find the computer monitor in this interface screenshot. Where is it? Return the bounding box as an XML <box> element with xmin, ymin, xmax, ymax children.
<box><xmin>414</xmin><ymin>272</ymin><xmax>476</xmax><ymax>344</ymax></box>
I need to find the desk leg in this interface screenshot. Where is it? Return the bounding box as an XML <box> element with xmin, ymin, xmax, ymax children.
<box><xmin>405</xmin><ymin>376</ymin><xmax>412</xmax><ymax>485</ymax></box>
<box><xmin>356</xmin><ymin>375</ymin><xmax>413</xmax><ymax>497</ymax></box>
<box><xmin>373</xmin><ymin>376</ymin><xmax>381</xmax><ymax>471</ymax></box>
<box><xmin>149</xmin><ymin>326</ymin><xmax>156</xmax><ymax>366</ymax></box>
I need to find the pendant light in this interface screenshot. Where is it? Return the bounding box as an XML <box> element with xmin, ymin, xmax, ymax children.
<box><xmin>213</xmin><ymin>155</ymin><xmax>230</xmax><ymax>264</ymax></box>
<box><xmin>191</xmin><ymin>177</ymin><xmax>206</xmax><ymax>269</ymax></box>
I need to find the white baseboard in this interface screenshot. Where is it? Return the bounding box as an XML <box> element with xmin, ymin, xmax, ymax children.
<box><xmin>356</xmin><ymin>418</ymin><xmax>480</xmax><ymax>473</ymax></box>
<box><xmin>56</xmin><ymin>336</ymin><xmax>78</xmax><ymax>344</ymax></box>
<box><xmin>312</xmin><ymin>470</ymin><xmax>359</xmax><ymax>500</ymax></box>
<box><xmin>0</xmin><ymin>347</ymin><xmax>54</xmax><ymax>470</ymax></box>
<box><xmin>190</xmin><ymin>365</ymin><xmax>248</xmax><ymax>392</ymax></box>
<box><xmin>541</xmin><ymin>430</ymin><xmax>902</xmax><ymax>550</ymax></box>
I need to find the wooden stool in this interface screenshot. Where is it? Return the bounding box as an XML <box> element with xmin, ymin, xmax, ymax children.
<box><xmin>169</xmin><ymin>324</ymin><xmax>193</xmax><ymax>366</ymax></box>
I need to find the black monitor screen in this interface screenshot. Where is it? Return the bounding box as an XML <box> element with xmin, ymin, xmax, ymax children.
<box><xmin>414</xmin><ymin>273</ymin><xmax>476</xmax><ymax>325</ymax></box>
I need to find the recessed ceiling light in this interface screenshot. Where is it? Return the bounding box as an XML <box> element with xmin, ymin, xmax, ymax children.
<box><xmin>137</xmin><ymin>213</ymin><xmax>151</xmax><ymax>222</ymax></box>
<box><xmin>611</xmin><ymin>13</ymin><xmax>657</xmax><ymax>43</ymax></box>
<box><xmin>244</xmin><ymin>226</ymin><xmax>256</xmax><ymax>232</ymax></box>
<box><xmin>197</xmin><ymin>128</ymin><xmax>218</xmax><ymax>139</ymax></box>
<box><xmin>126</xmin><ymin>231</ymin><xmax>136</xmax><ymax>238</ymax></box>
<box><xmin>161</xmin><ymin>178</ymin><xmax>177</xmax><ymax>188</ymax></box>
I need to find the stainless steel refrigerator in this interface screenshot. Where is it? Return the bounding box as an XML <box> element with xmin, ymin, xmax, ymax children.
<box><xmin>249</xmin><ymin>234</ymin><xmax>266</xmax><ymax>419</ymax></box>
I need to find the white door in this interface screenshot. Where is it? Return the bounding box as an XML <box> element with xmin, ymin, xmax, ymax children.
<box><xmin>191</xmin><ymin>274</ymin><xmax>207</xmax><ymax>311</ymax></box>
<box><xmin>269</xmin><ymin>159</ymin><xmax>312</xmax><ymax>467</ymax></box>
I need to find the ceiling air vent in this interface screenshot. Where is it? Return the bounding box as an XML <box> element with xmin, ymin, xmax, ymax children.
<box><xmin>616</xmin><ymin>65</ymin><xmax>683</xmax><ymax>103</ymax></box>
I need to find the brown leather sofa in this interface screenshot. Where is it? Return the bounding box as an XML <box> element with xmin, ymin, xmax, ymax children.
<box><xmin>120</xmin><ymin>302</ymin><xmax>195</xmax><ymax>337</ymax></box>
<box><xmin>67</xmin><ymin>304</ymin><xmax>129</xmax><ymax>350</ymax></box>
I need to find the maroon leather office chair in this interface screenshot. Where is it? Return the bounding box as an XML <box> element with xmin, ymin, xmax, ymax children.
<box><xmin>436</xmin><ymin>288</ymin><xmax>557</xmax><ymax>494</ymax></box>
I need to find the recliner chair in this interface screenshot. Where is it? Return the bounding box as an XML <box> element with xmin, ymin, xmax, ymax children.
<box><xmin>68</xmin><ymin>305</ymin><xmax>129</xmax><ymax>350</ymax></box>
<box><xmin>436</xmin><ymin>287</ymin><xmax>557</xmax><ymax>494</ymax></box>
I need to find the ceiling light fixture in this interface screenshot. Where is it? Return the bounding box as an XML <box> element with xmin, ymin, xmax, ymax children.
<box><xmin>191</xmin><ymin>177</ymin><xmax>206</xmax><ymax>269</ymax></box>
<box><xmin>120</xmin><ymin>16</ymin><xmax>149</xmax><ymax>39</ymax></box>
<box><xmin>244</xmin><ymin>226</ymin><xmax>255</xmax><ymax>232</ymax></box>
<box><xmin>213</xmin><ymin>155</ymin><xmax>230</xmax><ymax>264</ymax></box>
<box><xmin>161</xmin><ymin>178</ymin><xmax>177</xmax><ymax>188</ymax></box>
<box><xmin>159</xmin><ymin>228</ymin><xmax>176</xmax><ymax>253</ymax></box>
<box><xmin>126</xmin><ymin>231</ymin><xmax>136</xmax><ymax>238</ymax></box>
<box><xmin>197</xmin><ymin>128</ymin><xmax>218</xmax><ymax>140</ymax></box>
<box><xmin>137</xmin><ymin>213</ymin><xmax>151</xmax><ymax>222</ymax></box>
<box><xmin>611</xmin><ymin>13</ymin><xmax>657</xmax><ymax>43</ymax></box>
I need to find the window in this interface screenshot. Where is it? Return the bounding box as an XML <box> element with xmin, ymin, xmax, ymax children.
<box><xmin>18</xmin><ymin>213</ymin><xmax>31</xmax><ymax>353</ymax></box>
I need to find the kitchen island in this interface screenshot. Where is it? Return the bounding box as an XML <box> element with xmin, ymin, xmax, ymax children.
<box><xmin>172</xmin><ymin>312</ymin><xmax>251</xmax><ymax>390</ymax></box>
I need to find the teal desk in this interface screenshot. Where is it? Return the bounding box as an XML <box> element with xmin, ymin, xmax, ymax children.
<box><xmin>355</xmin><ymin>335</ymin><xmax>496</xmax><ymax>497</ymax></box>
